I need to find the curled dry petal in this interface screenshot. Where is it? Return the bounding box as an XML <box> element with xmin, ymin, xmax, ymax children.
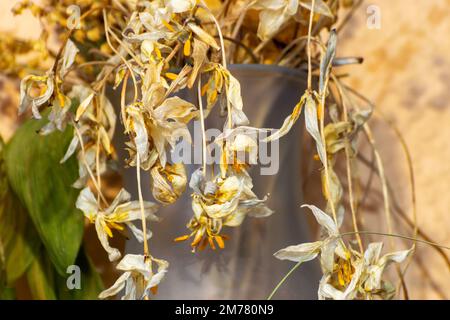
<box><xmin>274</xmin><ymin>241</ymin><xmax>323</xmax><ymax>263</ymax></box>
<box><xmin>151</xmin><ymin>162</ymin><xmax>187</xmax><ymax>205</ymax></box>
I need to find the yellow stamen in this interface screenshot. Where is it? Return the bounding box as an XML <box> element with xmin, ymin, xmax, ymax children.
<box><xmin>215</xmin><ymin>235</ymin><xmax>225</xmax><ymax>249</ymax></box>
<box><xmin>183</xmin><ymin>35</ymin><xmax>191</xmax><ymax>57</ymax></box>
<box><xmin>208</xmin><ymin>237</ymin><xmax>216</xmax><ymax>250</ymax></box>
<box><xmin>174</xmin><ymin>235</ymin><xmax>190</xmax><ymax>242</ymax></box>
<box><xmin>102</xmin><ymin>222</ymin><xmax>113</xmax><ymax>238</ymax></box>
<box><xmin>107</xmin><ymin>221</ymin><xmax>124</xmax><ymax>231</ymax></box>
<box><xmin>165</xmin><ymin>72</ymin><xmax>178</xmax><ymax>80</ymax></box>
<box><xmin>201</xmin><ymin>82</ymin><xmax>209</xmax><ymax>96</ymax></box>
<box><xmin>161</xmin><ymin>19</ymin><xmax>175</xmax><ymax>32</ymax></box>
<box><xmin>154</xmin><ymin>46</ymin><xmax>162</xmax><ymax>60</ymax></box>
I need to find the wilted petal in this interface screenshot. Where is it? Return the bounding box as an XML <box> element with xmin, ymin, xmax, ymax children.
<box><xmin>75</xmin><ymin>92</ymin><xmax>95</xmax><ymax>121</ymax></box>
<box><xmin>128</xmin><ymin>107</ymin><xmax>149</xmax><ymax>163</ymax></box>
<box><xmin>75</xmin><ymin>187</ymin><xmax>98</xmax><ymax>218</ymax></box>
<box><xmin>301</xmin><ymin>204</ymin><xmax>338</xmax><ymax>236</ymax></box>
<box><xmin>299</xmin><ymin>0</ymin><xmax>333</xmax><ymax>18</ymax></box>
<box><xmin>189</xmin><ymin>168</ymin><xmax>205</xmax><ymax>194</ymax></box>
<box><xmin>165</xmin><ymin>0</ymin><xmax>195</xmax><ymax>13</ymax></box>
<box><xmin>318</xmin><ymin>274</ymin><xmax>344</xmax><ymax>300</ymax></box>
<box><xmin>98</xmin><ymin>271</ymin><xmax>131</xmax><ymax>299</ymax></box>
<box><xmin>274</xmin><ymin>241</ymin><xmax>322</xmax><ymax>263</ymax></box>
<box><xmin>95</xmin><ymin>217</ymin><xmax>121</xmax><ymax>261</ymax></box>
<box><xmin>188</xmin><ymin>23</ymin><xmax>219</xmax><ymax>50</ymax></box>
<box><xmin>304</xmin><ymin>94</ymin><xmax>326</xmax><ymax>165</ymax></box>
<box><xmin>154</xmin><ymin>96</ymin><xmax>197</xmax><ymax>123</ymax></box>
<box><xmin>151</xmin><ymin>162</ymin><xmax>187</xmax><ymax>205</ymax></box>
<box><xmin>114</xmin><ymin>200</ymin><xmax>160</xmax><ymax>222</ymax></box>
<box><xmin>257</xmin><ymin>9</ymin><xmax>290</xmax><ymax>41</ymax></box>
<box><xmin>116</xmin><ymin>254</ymin><xmax>150</xmax><ymax>277</ymax></box>
<box><xmin>320</xmin><ymin>238</ymin><xmax>338</xmax><ymax>273</ymax></box>
<box><xmin>364</xmin><ymin>242</ymin><xmax>383</xmax><ymax>265</ymax></box>
<box><xmin>143</xmin><ymin>257</ymin><xmax>169</xmax><ymax>297</ymax></box>
<box><xmin>126</xmin><ymin>222</ymin><xmax>153</xmax><ymax>242</ymax></box>
<box><xmin>59</xmin><ymin>136</ymin><xmax>79</xmax><ymax>163</ymax></box>
<box><xmin>263</xmin><ymin>98</ymin><xmax>304</xmax><ymax>142</ymax></box>
<box><xmin>59</xmin><ymin>39</ymin><xmax>79</xmax><ymax>78</ymax></box>
<box><xmin>107</xmin><ymin>188</ymin><xmax>132</xmax><ymax>213</ymax></box>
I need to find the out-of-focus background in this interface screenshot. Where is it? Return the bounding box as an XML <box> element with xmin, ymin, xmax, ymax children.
<box><xmin>0</xmin><ymin>0</ymin><xmax>449</xmax><ymax>299</ymax></box>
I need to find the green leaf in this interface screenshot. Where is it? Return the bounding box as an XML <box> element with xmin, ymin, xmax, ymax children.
<box><xmin>0</xmin><ymin>286</ymin><xmax>16</xmax><ymax>300</ymax></box>
<box><xmin>57</xmin><ymin>248</ymin><xmax>104</xmax><ymax>300</ymax></box>
<box><xmin>27</xmin><ymin>251</ymin><xmax>57</xmax><ymax>300</ymax></box>
<box><xmin>0</xmin><ymin>137</ymin><xmax>40</xmax><ymax>285</ymax></box>
<box><xmin>4</xmin><ymin>115</ymin><xmax>84</xmax><ymax>276</ymax></box>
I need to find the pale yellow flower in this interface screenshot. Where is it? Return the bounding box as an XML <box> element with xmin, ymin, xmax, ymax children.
<box><xmin>175</xmin><ymin>169</ymin><xmax>272</xmax><ymax>251</ymax></box>
<box><xmin>99</xmin><ymin>254</ymin><xmax>169</xmax><ymax>300</ymax></box>
<box><xmin>76</xmin><ymin>187</ymin><xmax>159</xmax><ymax>261</ymax></box>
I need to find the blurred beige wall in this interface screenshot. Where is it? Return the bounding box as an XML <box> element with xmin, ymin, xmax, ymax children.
<box><xmin>0</xmin><ymin>0</ymin><xmax>448</xmax><ymax>299</ymax></box>
<box><xmin>338</xmin><ymin>0</ymin><xmax>450</xmax><ymax>299</ymax></box>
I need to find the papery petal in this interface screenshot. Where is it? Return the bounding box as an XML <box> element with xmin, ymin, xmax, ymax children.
<box><xmin>304</xmin><ymin>94</ymin><xmax>326</xmax><ymax>165</ymax></box>
<box><xmin>257</xmin><ymin>9</ymin><xmax>290</xmax><ymax>40</ymax></box>
<box><xmin>263</xmin><ymin>98</ymin><xmax>304</xmax><ymax>142</ymax></box>
<box><xmin>116</xmin><ymin>254</ymin><xmax>150</xmax><ymax>278</ymax></box>
<box><xmin>114</xmin><ymin>201</ymin><xmax>160</xmax><ymax>222</ymax></box>
<box><xmin>126</xmin><ymin>222</ymin><xmax>153</xmax><ymax>242</ymax></box>
<box><xmin>274</xmin><ymin>241</ymin><xmax>322</xmax><ymax>263</ymax></box>
<box><xmin>95</xmin><ymin>217</ymin><xmax>121</xmax><ymax>261</ymax></box>
<box><xmin>75</xmin><ymin>187</ymin><xmax>98</xmax><ymax>216</ymax></box>
<box><xmin>59</xmin><ymin>39</ymin><xmax>79</xmax><ymax>78</ymax></box>
<box><xmin>107</xmin><ymin>188</ymin><xmax>132</xmax><ymax>214</ymax></box>
<box><xmin>98</xmin><ymin>271</ymin><xmax>131</xmax><ymax>299</ymax></box>
<box><xmin>60</xmin><ymin>135</ymin><xmax>79</xmax><ymax>163</ymax></box>
<box><xmin>165</xmin><ymin>0</ymin><xmax>195</xmax><ymax>13</ymax></box>
<box><xmin>188</xmin><ymin>23</ymin><xmax>220</xmax><ymax>50</ymax></box>
<box><xmin>143</xmin><ymin>258</ymin><xmax>169</xmax><ymax>297</ymax></box>
<box><xmin>320</xmin><ymin>238</ymin><xmax>338</xmax><ymax>273</ymax></box>
<box><xmin>154</xmin><ymin>96</ymin><xmax>197</xmax><ymax>123</ymax></box>
<box><xmin>189</xmin><ymin>168</ymin><xmax>205</xmax><ymax>194</ymax></box>
<box><xmin>364</xmin><ymin>242</ymin><xmax>383</xmax><ymax>265</ymax></box>
<box><xmin>299</xmin><ymin>0</ymin><xmax>334</xmax><ymax>18</ymax></box>
<box><xmin>301</xmin><ymin>204</ymin><xmax>338</xmax><ymax>236</ymax></box>
<box><xmin>75</xmin><ymin>92</ymin><xmax>94</xmax><ymax>121</ymax></box>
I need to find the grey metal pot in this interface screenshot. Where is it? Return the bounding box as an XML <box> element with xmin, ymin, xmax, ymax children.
<box><xmin>112</xmin><ymin>64</ymin><xmax>321</xmax><ymax>299</ymax></box>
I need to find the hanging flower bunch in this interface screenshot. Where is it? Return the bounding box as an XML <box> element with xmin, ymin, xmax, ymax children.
<box><xmin>1</xmin><ymin>0</ymin><xmax>438</xmax><ymax>301</ymax></box>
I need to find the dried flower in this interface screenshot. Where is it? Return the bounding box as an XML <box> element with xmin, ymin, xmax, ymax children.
<box><xmin>76</xmin><ymin>187</ymin><xmax>159</xmax><ymax>261</ymax></box>
<box><xmin>99</xmin><ymin>254</ymin><xmax>169</xmax><ymax>300</ymax></box>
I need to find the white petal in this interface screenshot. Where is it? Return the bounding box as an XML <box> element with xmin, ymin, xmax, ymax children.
<box><xmin>75</xmin><ymin>93</ymin><xmax>94</xmax><ymax>121</ymax></box>
<box><xmin>380</xmin><ymin>248</ymin><xmax>412</xmax><ymax>266</ymax></box>
<box><xmin>107</xmin><ymin>188</ymin><xmax>132</xmax><ymax>213</ymax></box>
<box><xmin>274</xmin><ymin>241</ymin><xmax>322</xmax><ymax>263</ymax></box>
<box><xmin>143</xmin><ymin>258</ymin><xmax>169</xmax><ymax>297</ymax></box>
<box><xmin>98</xmin><ymin>271</ymin><xmax>131</xmax><ymax>299</ymax></box>
<box><xmin>320</xmin><ymin>238</ymin><xmax>338</xmax><ymax>273</ymax></box>
<box><xmin>75</xmin><ymin>187</ymin><xmax>98</xmax><ymax>216</ymax></box>
<box><xmin>60</xmin><ymin>135</ymin><xmax>79</xmax><ymax>163</ymax></box>
<box><xmin>95</xmin><ymin>217</ymin><xmax>121</xmax><ymax>261</ymax></box>
<box><xmin>318</xmin><ymin>274</ymin><xmax>344</xmax><ymax>300</ymax></box>
<box><xmin>304</xmin><ymin>94</ymin><xmax>326</xmax><ymax>165</ymax></box>
<box><xmin>116</xmin><ymin>254</ymin><xmax>149</xmax><ymax>277</ymax></box>
<box><xmin>126</xmin><ymin>222</ymin><xmax>153</xmax><ymax>242</ymax></box>
<box><xmin>114</xmin><ymin>201</ymin><xmax>159</xmax><ymax>222</ymax></box>
<box><xmin>301</xmin><ymin>204</ymin><xmax>338</xmax><ymax>236</ymax></box>
<box><xmin>59</xmin><ymin>39</ymin><xmax>79</xmax><ymax>78</ymax></box>
<box><xmin>364</xmin><ymin>242</ymin><xmax>383</xmax><ymax>265</ymax></box>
